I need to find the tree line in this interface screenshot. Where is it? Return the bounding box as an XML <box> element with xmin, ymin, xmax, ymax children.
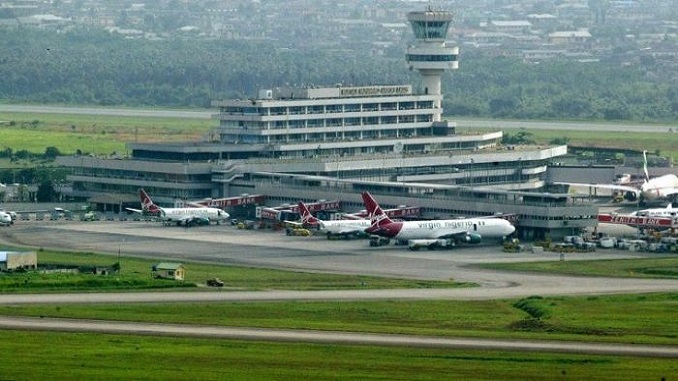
<box><xmin>1</xmin><ymin>28</ymin><xmax>677</xmax><ymax>122</ymax></box>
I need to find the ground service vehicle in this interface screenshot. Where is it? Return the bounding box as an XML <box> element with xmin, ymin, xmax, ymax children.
<box><xmin>206</xmin><ymin>278</ymin><xmax>224</xmax><ymax>287</ymax></box>
<box><xmin>286</xmin><ymin>227</ymin><xmax>311</xmax><ymax>236</ymax></box>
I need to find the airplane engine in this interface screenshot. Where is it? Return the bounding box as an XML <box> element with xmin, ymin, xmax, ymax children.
<box><xmin>462</xmin><ymin>233</ymin><xmax>482</xmax><ymax>244</ymax></box>
<box><xmin>624</xmin><ymin>191</ymin><xmax>637</xmax><ymax>201</ymax></box>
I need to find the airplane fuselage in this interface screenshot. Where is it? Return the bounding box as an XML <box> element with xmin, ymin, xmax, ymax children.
<box><xmin>368</xmin><ymin>218</ymin><xmax>515</xmax><ymax>241</ymax></box>
<box><xmin>319</xmin><ymin>219</ymin><xmax>371</xmax><ymax>235</ymax></box>
<box><xmin>630</xmin><ymin>205</ymin><xmax>678</xmax><ymax>218</ymax></box>
<box><xmin>640</xmin><ymin>174</ymin><xmax>678</xmax><ymax>201</ymax></box>
<box><xmin>161</xmin><ymin>207</ymin><xmax>228</xmax><ymax>225</ymax></box>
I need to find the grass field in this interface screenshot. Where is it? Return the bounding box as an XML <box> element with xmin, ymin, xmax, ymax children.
<box><xmin>0</xmin><ymin>111</ymin><xmax>212</xmax><ymax>155</ymax></box>
<box><xmin>0</xmin><ymin>249</ymin><xmax>467</xmax><ymax>292</ymax></box>
<box><xmin>3</xmin><ymin>330</ymin><xmax>675</xmax><ymax>381</ymax></box>
<box><xmin>0</xmin><ymin>250</ymin><xmax>677</xmax><ymax>345</ymax></box>
<box><xmin>1</xmin><ymin>249</ymin><xmax>677</xmax><ymax>379</ymax></box>
<box><xmin>460</xmin><ymin>125</ymin><xmax>678</xmax><ymax>161</ymax></box>
<box><xmin>3</xmin><ymin>110</ymin><xmax>677</xmax><ymax>161</ymax></box>
<box><xmin>2</xmin><ymin>293</ymin><xmax>677</xmax><ymax>345</ymax></box>
<box><xmin>530</xmin><ymin>129</ymin><xmax>678</xmax><ymax>161</ymax></box>
<box><xmin>479</xmin><ymin>257</ymin><xmax>678</xmax><ymax>279</ymax></box>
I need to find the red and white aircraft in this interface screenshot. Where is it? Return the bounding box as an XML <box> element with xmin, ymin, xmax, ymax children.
<box><xmin>296</xmin><ymin>201</ymin><xmax>371</xmax><ymax>239</ymax></box>
<box><xmin>127</xmin><ymin>189</ymin><xmax>229</xmax><ymax>226</ymax></box>
<box><xmin>361</xmin><ymin>191</ymin><xmax>515</xmax><ymax>250</ymax></box>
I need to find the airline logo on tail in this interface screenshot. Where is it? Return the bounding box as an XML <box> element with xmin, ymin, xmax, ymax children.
<box><xmin>139</xmin><ymin>189</ymin><xmax>161</xmax><ymax>213</ymax></box>
<box><xmin>361</xmin><ymin>191</ymin><xmax>397</xmax><ymax>235</ymax></box>
<box><xmin>297</xmin><ymin>202</ymin><xmax>320</xmax><ymax>226</ymax></box>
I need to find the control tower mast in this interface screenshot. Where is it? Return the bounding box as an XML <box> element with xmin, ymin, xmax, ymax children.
<box><xmin>406</xmin><ymin>7</ymin><xmax>458</xmax><ymax>121</ymax></box>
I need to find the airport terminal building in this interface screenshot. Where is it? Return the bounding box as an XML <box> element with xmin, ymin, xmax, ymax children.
<box><xmin>56</xmin><ymin>83</ymin><xmax>595</xmax><ymax>240</ymax></box>
<box><xmin>55</xmin><ymin>7</ymin><xmax>599</xmax><ymax>240</ymax></box>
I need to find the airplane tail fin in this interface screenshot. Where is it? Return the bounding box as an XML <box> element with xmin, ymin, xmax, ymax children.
<box><xmin>297</xmin><ymin>201</ymin><xmax>320</xmax><ymax>225</ymax></box>
<box><xmin>642</xmin><ymin>150</ymin><xmax>650</xmax><ymax>182</ymax></box>
<box><xmin>139</xmin><ymin>188</ymin><xmax>160</xmax><ymax>213</ymax></box>
<box><xmin>361</xmin><ymin>191</ymin><xmax>393</xmax><ymax>228</ymax></box>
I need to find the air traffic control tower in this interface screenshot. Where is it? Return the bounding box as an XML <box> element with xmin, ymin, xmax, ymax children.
<box><xmin>406</xmin><ymin>8</ymin><xmax>458</xmax><ymax>122</ymax></box>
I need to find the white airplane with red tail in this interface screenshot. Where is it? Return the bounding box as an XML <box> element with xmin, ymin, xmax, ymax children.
<box><xmin>127</xmin><ymin>189</ymin><xmax>229</xmax><ymax>226</ymax></box>
<box><xmin>361</xmin><ymin>191</ymin><xmax>515</xmax><ymax>250</ymax></box>
<box><xmin>296</xmin><ymin>201</ymin><xmax>371</xmax><ymax>239</ymax></box>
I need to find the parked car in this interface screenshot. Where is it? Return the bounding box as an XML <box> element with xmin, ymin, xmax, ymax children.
<box><xmin>206</xmin><ymin>278</ymin><xmax>224</xmax><ymax>287</ymax></box>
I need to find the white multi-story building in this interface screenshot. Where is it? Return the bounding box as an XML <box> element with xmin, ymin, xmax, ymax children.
<box><xmin>210</xmin><ymin>84</ymin><xmax>497</xmax><ymax>159</ymax></box>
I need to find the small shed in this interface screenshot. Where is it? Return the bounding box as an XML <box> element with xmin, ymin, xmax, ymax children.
<box><xmin>0</xmin><ymin>251</ymin><xmax>38</xmax><ymax>271</ymax></box>
<box><xmin>151</xmin><ymin>262</ymin><xmax>186</xmax><ymax>281</ymax></box>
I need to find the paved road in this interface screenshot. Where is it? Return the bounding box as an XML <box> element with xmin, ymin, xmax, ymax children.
<box><xmin>3</xmin><ymin>104</ymin><xmax>677</xmax><ymax>133</ymax></box>
<box><xmin>2</xmin><ymin>220</ymin><xmax>678</xmax><ymax>299</ymax></box>
<box><xmin>0</xmin><ymin>104</ymin><xmax>211</xmax><ymax>119</ymax></box>
<box><xmin>455</xmin><ymin>119</ymin><xmax>678</xmax><ymax>134</ymax></box>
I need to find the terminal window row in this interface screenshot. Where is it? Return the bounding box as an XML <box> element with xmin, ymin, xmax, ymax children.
<box><xmin>220</xmin><ymin>114</ymin><xmax>433</xmax><ymax>130</ymax></box>
<box><xmin>221</xmin><ymin>125</ymin><xmax>446</xmax><ymax>144</ymax></box>
<box><xmin>222</xmin><ymin>101</ymin><xmax>435</xmax><ymax>116</ymax></box>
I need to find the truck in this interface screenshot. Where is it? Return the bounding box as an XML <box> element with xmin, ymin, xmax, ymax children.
<box><xmin>286</xmin><ymin>227</ymin><xmax>311</xmax><ymax>236</ymax></box>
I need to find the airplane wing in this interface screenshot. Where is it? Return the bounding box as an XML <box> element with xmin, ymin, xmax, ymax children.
<box><xmin>180</xmin><ymin>215</ymin><xmax>210</xmax><ymax>226</ymax></box>
<box><xmin>433</xmin><ymin>230</ymin><xmax>484</xmax><ymax>244</ymax></box>
<box><xmin>284</xmin><ymin>220</ymin><xmax>304</xmax><ymax>227</ymax></box>
<box><xmin>434</xmin><ymin>229</ymin><xmax>467</xmax><ymax>240</ymax></box>
<box><xmin>125</xmin><ymin>207</ymin><xmax>144</xmax><ymax>214</ymax></box>
<box><xmin>334</xmin><ymin>227</ymin><xmax>364</xmax><ymax>235</ymax></box>
<box><xmin>554</xmin><ymin>182</ymin><xmax>640</xmax><ymax>195</ymax></box>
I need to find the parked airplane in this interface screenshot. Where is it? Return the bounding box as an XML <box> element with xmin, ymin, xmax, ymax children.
<box><xmin>629</xmin><ymin>203</ymin><xmax>678</xmax><ymax>218</ymax></box>
<box><xmin>127</xmin><ymin>189</ymin><xmax>229</xmax><ymax>226</ymax></box>
<box><xmin>558</xmin><ymin>151</ymin><xmax>678</xmax><ymax>205</ymax></box>
<box><xmin>635</xmin><ymin>151</ymin><xmax>678</xmax><ymax>204</ymax></box>
<box><xmin>296</xmin><ymin>201</ymin><xmax>371</xmax><ymax>239</ymax></box>
<box><xmin>361</xmin><ymin>191</ymin><xmax>515</xmax><ymax>250</ymax></box>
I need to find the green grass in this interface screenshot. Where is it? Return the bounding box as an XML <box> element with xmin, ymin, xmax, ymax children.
<box><xmin>460</xmin><ymin>125</ymin><xmax>678</xmax><ymax>161</ymax></box>
<box><xmin>0</xmin><ymin>249</ymin><xmax>467</xmax><ymax>292</ymax></box>
<box><xmin>0</xmin><ymin>112</ymin><xmax>212</xmax><ymax>155</ymax></box>
<box><xmin>2</xmin><ymin>293</ymin><xmax>677</xmax><ymax>345</ymax></box>
<box><xmin>529</xmin><ymin>129</ymin><xmax>678</xmax><ymax>160</ymax></box>
<box><xmin>478</xmin><ymin>257</ymin><xmax>678</xmax><ymax>279</ymax></box>
<box><xmin>2</xmin><ymin>330</ymin><xmax>674</xmax><ymax>381</ymax></box>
